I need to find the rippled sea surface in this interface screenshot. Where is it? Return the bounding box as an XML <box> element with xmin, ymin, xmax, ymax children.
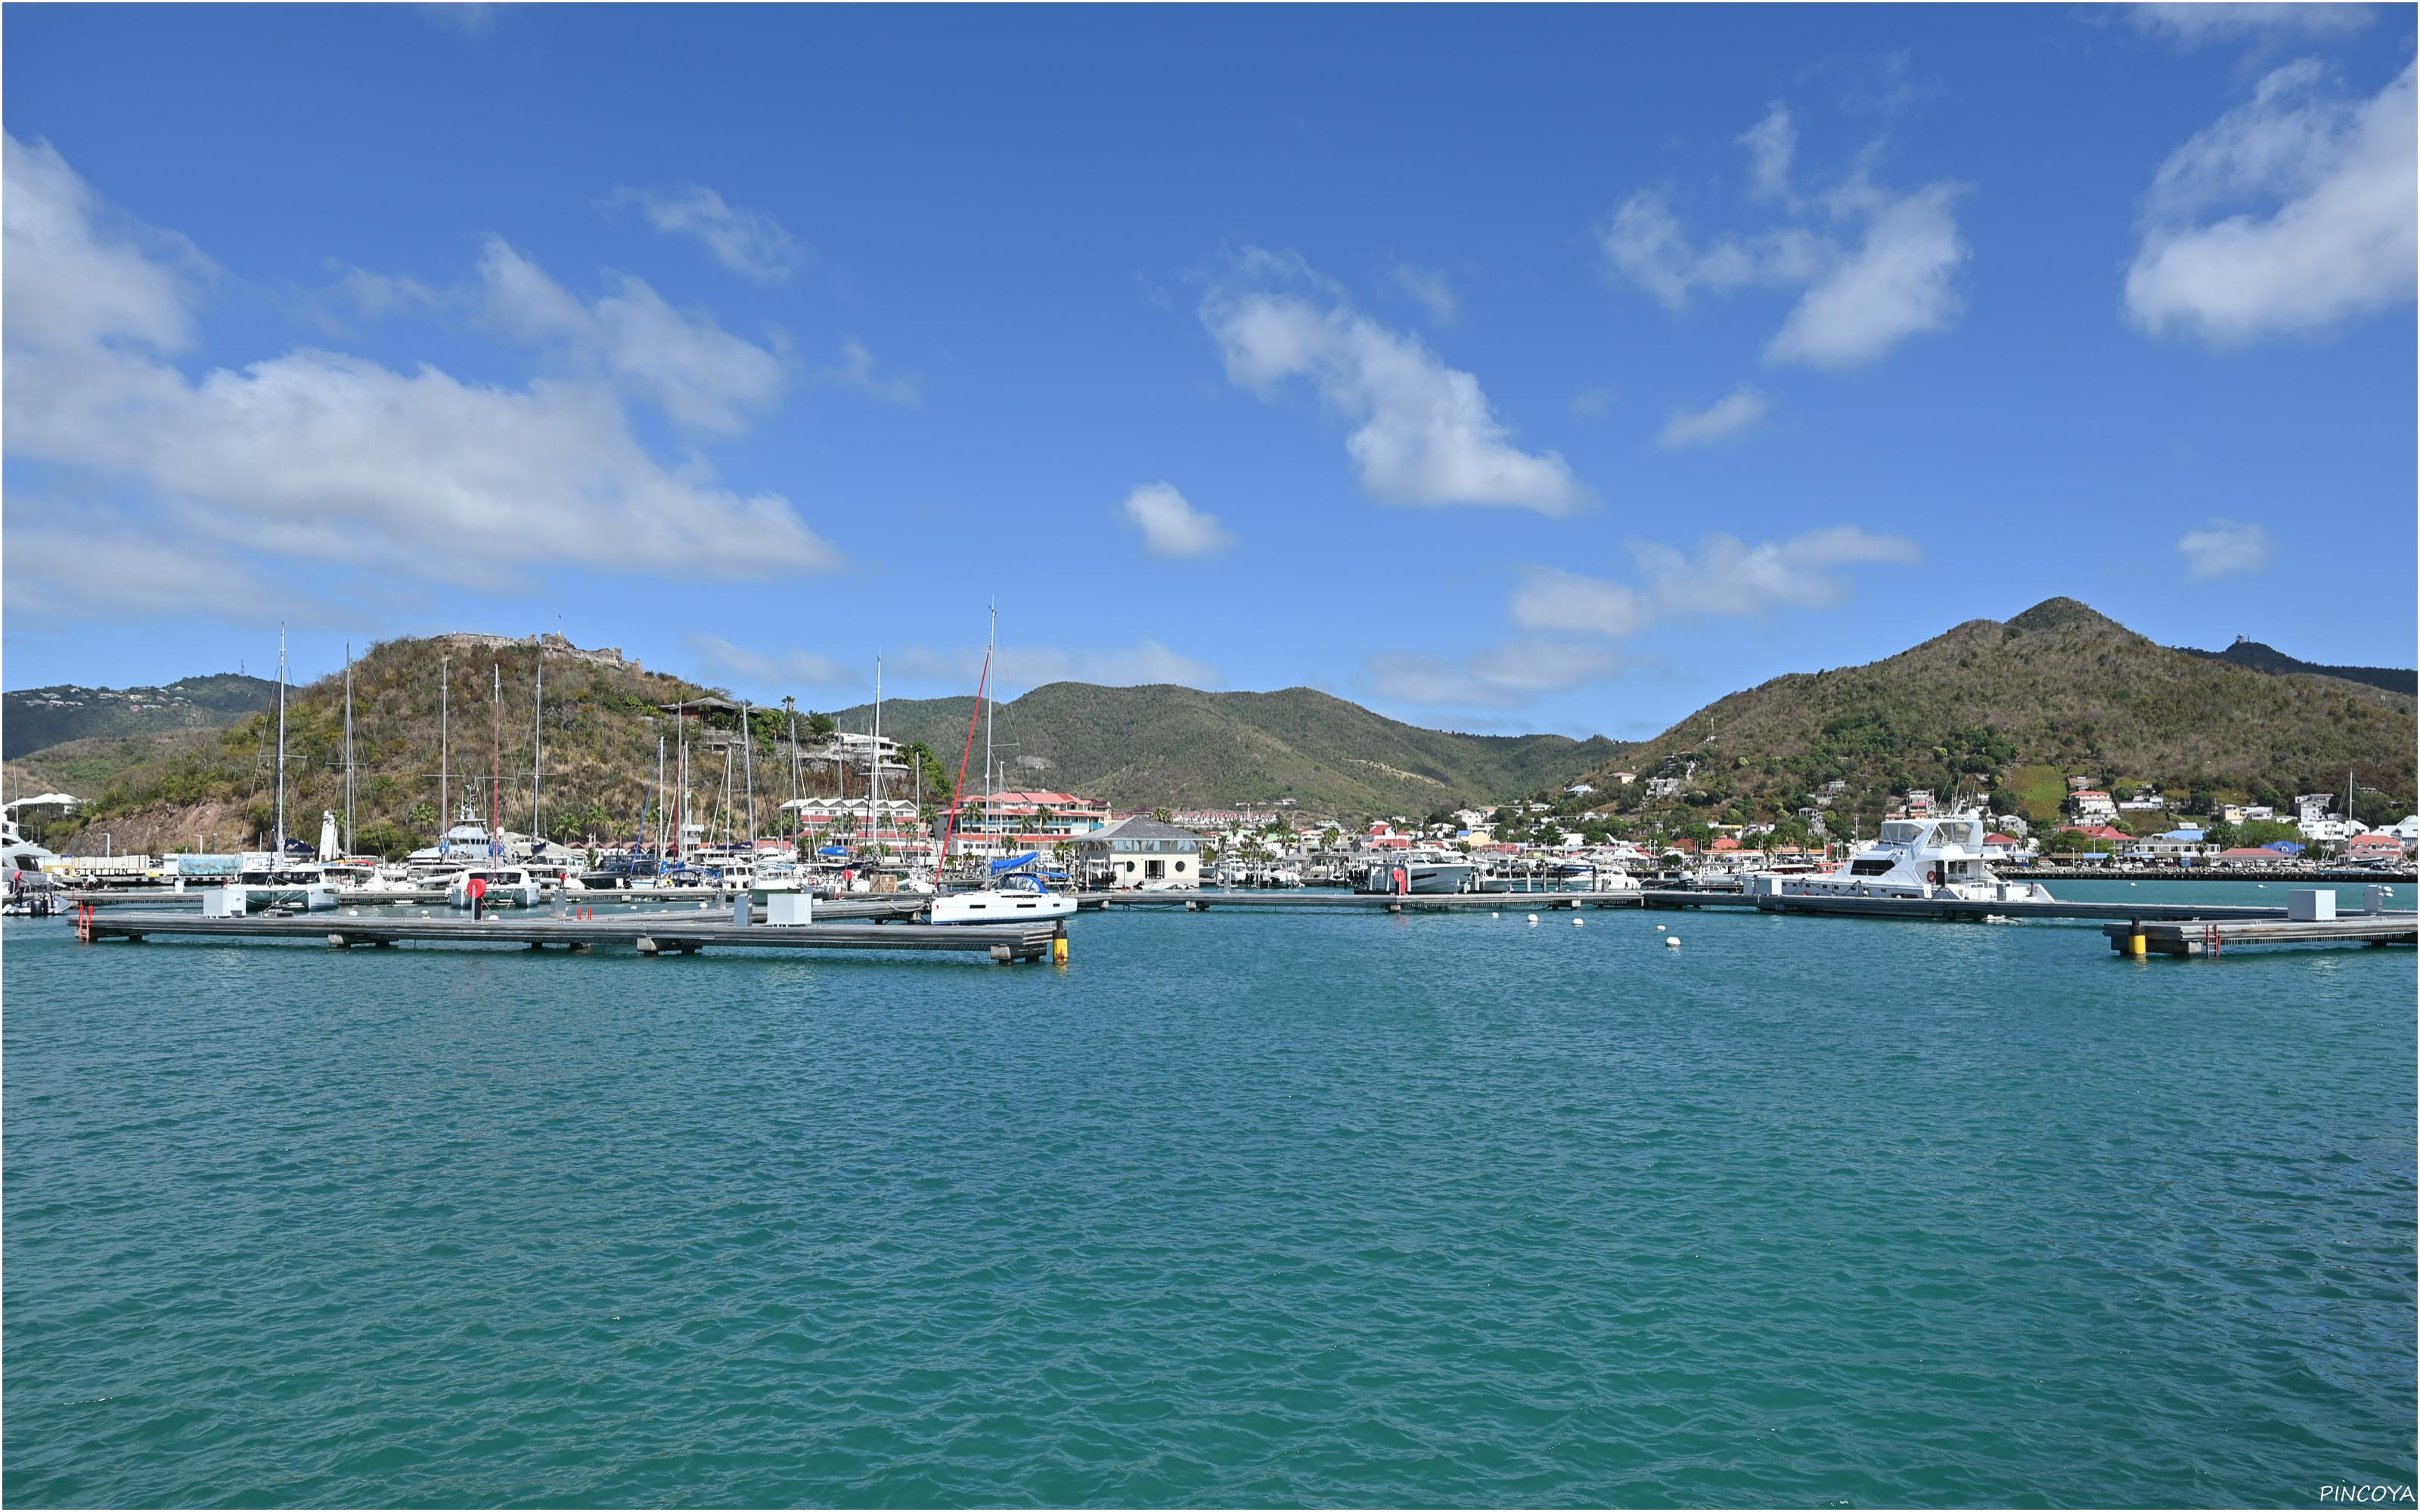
<box><xmin>6</xmin><ymin>883</ymin><xmax>2413</xmax><ymax>1507</ymax></box>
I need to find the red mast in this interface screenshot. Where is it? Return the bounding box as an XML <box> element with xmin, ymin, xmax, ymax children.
<box><xmin>935</xmin><ymin>647</ymin><xmax>991</xmax><ymax>876</ymax></box>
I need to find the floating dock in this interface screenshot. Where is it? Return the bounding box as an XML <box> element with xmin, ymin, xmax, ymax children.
<box><xmin>2103</xmin><ymin>916</ymin><xmax>2418</xmax><ymax>957</ymax></box>
<box><xmin>76</xmin><ymin>909</ymin><xmax>1064</xmax><ymax>962</ymax></box>
<box><xmin>1635</xmin><ymin>888</ymin><xmax>2403</xmax><ymax>925</ymax></box>
<box><xmin>1096</xmin><ymin>890</ymin><xmax>1643</xmax><ymax>913</ymax></box>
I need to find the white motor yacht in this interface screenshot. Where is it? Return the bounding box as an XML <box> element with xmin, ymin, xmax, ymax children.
<box><xmin>1764</xmin><ymin>813</ymin><xmax>2053</xmax><ymax>909</ymax></box>
<box><xmin>1354</xmin><ymin>847</ymin><xmax>1478</xmax><ymax>895</ymax></box>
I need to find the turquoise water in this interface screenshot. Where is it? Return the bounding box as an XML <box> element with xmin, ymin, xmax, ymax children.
<box><xmin>5</xmin><ymin>885</ymin><xmax>2412</xmax><ymax>1507</ymax></box>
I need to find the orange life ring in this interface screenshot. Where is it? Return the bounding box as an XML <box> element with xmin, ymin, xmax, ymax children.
<box><xmin>1392</xmin><ymin>866</ymin><xmax>1408</xmax><ymax>894</ymax></box>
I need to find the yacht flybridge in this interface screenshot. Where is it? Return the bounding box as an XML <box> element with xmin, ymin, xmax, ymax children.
<box><xmin>1764</xmin><ymin>813</ymin><xmax>2053</xmax><ymax>907</ymax></box>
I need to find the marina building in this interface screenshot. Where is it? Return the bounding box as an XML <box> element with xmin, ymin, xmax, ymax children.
<box><xmin>942</xmin><ymin>789</ymin><xmax>1109</xmax><ymax>861</ymax></box>
<box><xmin>1073</xmin><ymin>816</ymin><xmax>1205</xmax><ymax>890</ymax></box>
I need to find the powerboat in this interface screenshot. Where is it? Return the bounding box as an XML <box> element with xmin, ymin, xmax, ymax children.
<box><xmin>1764</xmin><ymin>813</ymin><xmax>2054</xmax><ymax>908</ymax></box>
<box><xmin>1354</xmin><ymin>847</ymin><xmax>1478</xmax><ymax>895</ymax></box>
<box><xmin>928</xmin><ymin>871</ymin><xmax>1078</xmax><ymax>924</ymax></box>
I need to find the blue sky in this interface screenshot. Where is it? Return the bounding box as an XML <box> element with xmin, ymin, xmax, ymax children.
<box><xmin>5</xmin><ymin>3</ymin><xmax>2413</xmax><ymax>739</ymax></box>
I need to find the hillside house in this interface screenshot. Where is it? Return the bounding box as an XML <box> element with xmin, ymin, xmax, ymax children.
<box><xmin>2346</xmin><ymin>832</ymin><xmax>2409</xmax><ymax>864</ymax></box>
<box><xmin>2068</xmin><ymin>790</ymin><xmax>2118</xmax><ymax>822</ymax></box>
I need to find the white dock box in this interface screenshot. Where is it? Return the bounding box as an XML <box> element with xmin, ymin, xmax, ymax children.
<box><xmin>203</xmin><ymin>885</ymin><xmax>244</xmax><ymax>919</ymax></box>
<box><xmin>765</xmin><ymin>891</ymin><xmax>814</xmax><ymax>926</ymax></box>
<box><xmin>2288</xmin><ymin>889</ymin><xmax>2336</xmax><ymax>922</ymax></box>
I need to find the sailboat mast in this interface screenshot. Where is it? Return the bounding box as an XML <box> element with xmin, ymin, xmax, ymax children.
<box><xmin>785</xmin><ymin>698</ymin><xmax>800</xmax><ymax>854</ymax></box>
<box><xmin>743</xmin><ymin>702</ymin><xmax>755</xmax><ymax>847</ymax></box>
<box><xmin>440</xmin><ymin>659</ymin><xmax>449</xmax><ymax>857</ymax></box>
<box><xmin>676</xmin><ymin>700</ymin><xmax>688</xmax><ymax>859</ymax></box>
<box><xmin>532</xmin><ymin>651</ymin><xmax>544</xmax><ymax>844</ymax></box>
<box><xmin>273</xmin><ymin>624</ymin><xmax>287</xmax><ymax>856</ymax></box>
<box><xmin>871</xmin><ymin>657</ymin><xmax>883</xmax><ymax>856</ymax></box>
<box><xmin>491</xmin><ymin>663</ymin><xmax>501</xmax><ymax>858</ymax></box>
<box><xmin>937</xmin><ymin>646</ymin><xmax>991</xmax><ymax>877</ymax></box>
<box><xmin>983</xmin><ymin>604</ymin><xmax>994</xmax><ymax>854</ymax></box>
<box><xmin>343</xmin><ymin>643</ymin><xmax>354</xmax><ymax>857</ymax></box>
<box><xmin>653</xmin><ymin>733</ymin><xmax>666</xmax><ymax>857</ymax></box>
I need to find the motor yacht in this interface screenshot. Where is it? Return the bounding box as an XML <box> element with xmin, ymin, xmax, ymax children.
<box><xmin>1764</xmin><ymin>813</ymin><xmax>2054</xmax><ymax>908</ymax></box>
<box><xmin>1353</xmin><ymin>847</ymin><xmax>1478</xmax><ymax>895</ymax></box>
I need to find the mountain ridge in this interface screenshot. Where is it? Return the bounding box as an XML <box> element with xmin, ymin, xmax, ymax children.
<box><xmin>1577</xmin><ymin>596</ymin><xmax>2415</xmax><ymax>829</ymax></box>
<box><xmin>824</xmin><ymin>682</ymin><xmax>1625</xmax><ymax>814</ymax></box>
<box><xmin>2172</xmin><ymin>637</ymin><xmax>2416</xmax><ymax>696</ymax></box>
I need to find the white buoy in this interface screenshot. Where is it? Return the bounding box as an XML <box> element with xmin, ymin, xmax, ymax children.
<box><xmin>1572</xmin><ymin>916</ymin><xmax>1584</xmax><ymax>927</ymax></box>
<box><xmin>1665</xmin><ymin>935</ymin><xmax>1681</xmax><ymax>949</ymax></box>
<box><xmin>1655</xmin><ymin>924</ymin><xmax>1666</xmax><ymax>931</ymax></box>
<box><xmin>1527</xmin><ymin>913</ymin><xmax>1539</xmax><ymax>925</ymax></box>
<box><xmin>1491</xmin><ymin>911</ymin><xmax>1500</xmax><ymax>918</ymax></box>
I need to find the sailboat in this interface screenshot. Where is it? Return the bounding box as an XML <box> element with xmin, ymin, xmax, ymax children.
<box><xmin>234</xmin><ymin>627</ymin><xmax>338</xmax><ymax>911</ymax></box>
<box><xmin>927</xmin><ymin>609</ymin><xmax>1075</xmax><ymax>925</ymax></box>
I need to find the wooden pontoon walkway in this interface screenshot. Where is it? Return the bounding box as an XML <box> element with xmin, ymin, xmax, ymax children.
<box><xmin>1091</xmin><ymin>890</ymin><xmax>1644</xmax><ymax>912</ymax></box>
<box><xmin>2102</xmin><ymin>915</ymin><xmax>2418</xmax><ymax>957</ymax></box>
<box><xmin>76</xmin><ymin>909</ymin><xmax>1063</xmax><ymax>962</ymax></box>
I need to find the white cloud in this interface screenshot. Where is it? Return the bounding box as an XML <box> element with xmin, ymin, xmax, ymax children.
<box><xmin>1118</xmin><ymin>482</ymin><xmax>1236</xmax><ymax>559</ymax></box>
<box><xmin>475</xmin><ymin>237</ymin><xmax>785</xmax><ymax>435</ymax></box>
<box><xmin>1</xmin><ymin>132</ymin><xmax>839</xmax><ymax>600</ymax></box>
<box><xmin>603</xmin><ymin>182</ymin><xmax>805</xmax><ymax>284</ymax></box>
<box><xmin>1766</xmin><ymin>180</ymin><xmax>1966</xmax><ymax>368</ymax></box>
<box><xmin>682</xmin><ymin>634</ymin><xmax>859</xmax><ymax>693</ymax></box>
<box><xmin>4</xmin><ymin>500</ymin><xmax>342</xmax><ymax>627</ymax></box>
<box><xmin>807</xmin><ymin>337</ymin><xmax>923</xmax><ymax>406</ymax></box>
<box><xmin>1366</xmin><ymin>639</ymin><xmax>1636</xmax><ymax>710</ymax></box>
<box><xmin>2</xmin><ymin>135</ymin><xmax>200</xmax><ymax>355</ymax></box>
<box><xmin>417</xmin><ymin>4</ymin><xmax>497</xmax><ymax>36</ymax></box>
<box><xmin>1599</xmin><ymin>190</ymin><xmax>1828</xmax><ymax>311</ymax></box>
<box><xmin>1202</xmin><ymin>260</ymin><xmax>1584</xmax><ymax>513</ymax></box>
<box><xmin>1739</xmin><ymin>101</ymin><xmax>1798</xmax><ymax>201</ymax></box>
<box><xmin>2130</xmin><ymin>4</ymin><xmax>2374</xmax><ymax>43</ymax></box>
<box><xmin>1511</xmin><ymin>525</ymin><xmax>1922</xmax><ymax>638</ymax></box>
<box><xmin>1388</xmin><ymin>257</ymin><xmax>1458</xmax><ymax>323</ymax></box>
<box><xmin>1569</xmin><ymin>385</ymin><xmax>1618</xmax><ymax>419</ymax></box>
<box><xmin>2175</xmin><ymin>519</ymin><xmax>2275</xmax><ymax>578</ymax></box>
<box><xmin>1658</xmin><ymin>384</ymin><xmax>1770</xmax><ymax>447</ymax></box>
<box><xmin>2124</xmin><ymin>58</ymin><xmax>2415</xmax><ymax>345</ymax></box>
<box><xmin>1599</xmin><ymin>110</ymin><xmax>1969</xmax><ymax>369</ymax></box>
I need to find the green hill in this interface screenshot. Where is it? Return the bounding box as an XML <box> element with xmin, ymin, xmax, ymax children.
<box><xmin>39</xmin><ymin>637</ymin><xmax>1624</xmax><ymax>854</ymax></box>
<box><xmin>827</xmin><ymin>683</ymin><xmax>1625</xmax><ymax>816</ymax></box>
<box><xmin>39</xmin><ymin>636</ymin><xmax>727</xmax><ymax>857</ymax></box>
<box><xmin>1576</xmin><ymin>598</ymin><xmax>2417</xmax><ymax>834</ymax></box>
<box><xmin>4</xmin><ymin>674</ymin><xmax>278</xmax><ymax>759</ymax></box>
